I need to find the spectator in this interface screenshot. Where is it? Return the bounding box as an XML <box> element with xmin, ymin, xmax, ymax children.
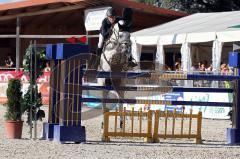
<box><xmin>165</xmin><ymin>65</ymin><xmax>171</xmax><ymax>71</ymax></box>
<box><xmin>44</xmin><ymin>62</ymin><xmax>51</xmax><ymax>72</ymax></box>
<box><xmin>203</xmin><ymin>60</ymin><xmax>208</xmax><ymax>68</ymax></box>
<box><xmin>221</xmin><ymin>63</ymin><xmax>228</xmax><ymax>75</ymax></box>
<box><xmin>197</xmin><ymin>61</ymin><xmax>203</xmax><ymax>71</ymax></box>
<box><xmin>5</xmin><ymin>55</ymin><xmax>14</xmax><ymax>68</ymax></box>
<box><xmin>199</xmin><ymin>63</ymin><xmax>205</xmax><ymax>71</ymax></box>
<box><xmin>175</xmin><ymin>62</ymin><xmax>181</xmax><ymax>72</ymax></box>
<box><xmin>206</xmin><ymin>64</ymin><xmax>213</xmax><ymax>72</ymax></box>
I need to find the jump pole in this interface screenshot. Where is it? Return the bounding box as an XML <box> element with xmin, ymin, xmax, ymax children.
<box><xmin>42</xmin><ymin>44</ymin><xmax>60</xmax><ymax>140</ymax></box>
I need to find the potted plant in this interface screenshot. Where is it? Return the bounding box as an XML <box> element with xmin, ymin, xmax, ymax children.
<box><xmin>4</xmin><ymin>78</ymin><xmax>24</xmax><ymax>139</ymax></box>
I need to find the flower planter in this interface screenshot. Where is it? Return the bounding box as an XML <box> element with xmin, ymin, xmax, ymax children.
<box><xmin>5</xmin><ymin>120</ymin><xmax>23</xmax><ymax>139</ymax></box>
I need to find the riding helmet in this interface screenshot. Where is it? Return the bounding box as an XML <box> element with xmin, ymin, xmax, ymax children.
<box><xmin>106</xmin><ymin>8</ymin><xmax>117</xmax><ymax>17</ymax></box>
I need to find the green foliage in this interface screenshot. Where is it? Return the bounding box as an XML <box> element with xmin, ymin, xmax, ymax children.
<box><xmin>4</xmin><ymin>79</ymin><xmax>23</xmax><ymax>121</ymax></box>
<box><xmin>136</xmin><ymin>0</ymin><xmax>240</xmax><ymax>13</ymax></box>
<box><xmin>136</xmin><ymin>0</ymin><xmax>155</xmax><ymax>4</ymax></box>
<box><xmin>22</xmin><ymin>45</ymin><xmax>46</xmax><ymax>125</ymax></box>
<box><xmin>21</xmin><ymin>85</ymin><xmax>45</xmax><ymax>125</ymax></box>
<box><xmin>23</xmin><ymin>46</ymin><xmax>46</xmax><ymax>83</ymax></box>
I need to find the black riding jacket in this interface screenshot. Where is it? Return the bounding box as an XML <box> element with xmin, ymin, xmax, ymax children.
<box><xmin>100</xmin><ymin>17</ymin><xmax>122</xmax><ymax>41</ymax></box>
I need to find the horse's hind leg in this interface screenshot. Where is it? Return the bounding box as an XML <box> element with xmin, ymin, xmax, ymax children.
<box><xmin>98</xmin><ymin>78</ymin><xmax>109</xmax><ymax>129</ymax></box>
<box><xmin>113</xmin><ymin>79</ymin><xmax>125</xmax><ymax>129</ymax></box>
<box><xmin>101</xmin><ymin>89</ymin><xmax>108</xmax><ymax>129</ymax></box>
<box><xmin>118</xmin><ymin>90</ymin><xmax>124</xmax><ymax>129</ymax></box>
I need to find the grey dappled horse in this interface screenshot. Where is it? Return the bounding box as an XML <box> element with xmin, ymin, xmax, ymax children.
<box><xmin>98</xmin><ymin>22</ymin><xmax>132</xmax><ymax>128</ymax></box>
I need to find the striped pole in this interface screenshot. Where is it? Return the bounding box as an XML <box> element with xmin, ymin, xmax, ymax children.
<box><xmin>79</xmin><ymin>85</ymin><xmax>233</xmax><ymax>93</ymax></box>
<box><xmin>81</xmin><ymin>70</ymin><xmax>240</xmax><ymax>81</ymax></box>
<box><xmin>80</xmin><ymin>98</ymin><xmax>232</xmax><ymax>107</ymax></box>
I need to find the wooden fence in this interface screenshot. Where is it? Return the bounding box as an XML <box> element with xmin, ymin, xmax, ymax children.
<box><xmin>153</xmin><ymin>109</ymin><xmax>202</xmax><ymax>144</ymax></box>
<box><xmin>102</xmin><ymin>108</ymin><xmax>202</xmax><ymax>144</ymax></box>
<box><xmin>102</xmin><ymin>108</ymin><xmax>153</xmax><ymax>142</ymax></box>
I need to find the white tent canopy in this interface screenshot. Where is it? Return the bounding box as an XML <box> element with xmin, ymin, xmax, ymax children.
<box><xmin>131</xmin><ymin>11</ymin><xmax>240</xmax><ymax>73</ymax></box>
<box><xmin>131</xmin><ymin>11</ymin><xmax>240</xmax><ymax>44</ymax></box>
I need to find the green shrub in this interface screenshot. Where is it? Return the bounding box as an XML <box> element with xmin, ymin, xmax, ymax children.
<box><xmin>4</xmin><ymin>79</ymin><xmax>23</xmax><ymax>121</ymax></box>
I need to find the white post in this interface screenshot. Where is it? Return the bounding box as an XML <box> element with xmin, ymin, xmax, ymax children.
<box><xmin>212</xmin><ymin>39</ymin><xmax>223</xmax><ymax>87</ymax></box>
<box><xmin>156</xmin><ymin>40</ymin><xmax>165</xmax><ymax>72</ymax></box>
<box><xmin>181</xmin><ymin>42</ymin><xmax>192</xmax><ymax>86</ymax></box>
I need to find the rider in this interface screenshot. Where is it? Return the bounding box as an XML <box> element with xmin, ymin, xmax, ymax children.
<box><xmin>96</xmin><ymin>8</ymin><xmax>118</xmax><ymax>56</ymax></box>
<box><xmin>96</xmin><ymin>7</ymin><xmax>137</xmax><ymax>67</ymax></box>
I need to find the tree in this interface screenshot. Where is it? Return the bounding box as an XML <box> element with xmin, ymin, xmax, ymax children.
<box><xmin>136</xmin><ymin>0</ymin><xmax>240</xmax><ymax>13</ymax></box>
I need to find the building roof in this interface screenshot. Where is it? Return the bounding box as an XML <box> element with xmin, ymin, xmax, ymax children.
<box><xmin>0</xmin><ymin>0</ymin><xmax>187</xmax><ymax>20</ymax></box>
<box><xmin>0</xmin><ymin>0</ymin><xmax>187</xmax><ymax>34</ymax></box>
<box><xmin>131</xmin><ymin>11</ymin><xmax>240</xmax><ymax>45</ymax></box>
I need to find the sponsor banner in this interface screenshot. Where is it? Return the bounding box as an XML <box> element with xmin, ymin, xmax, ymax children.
<box><xmin>124</xmin><ymin>92</ymin><xmax>232</xmax><ymax>119</ymax></box>
<box><xmin>84</xmin><ymin>7</ymin><xmax>110</xmax><ymax>31</ymax></box>
<box><xmin>0</xmin><ymin>70</ymin><xmax>50</xmax><ymax>105</ymax></box>
<box><xmin>183</xmin><ymin>92</ymin><xmax>231</xmax><ymax>119</ymax></box>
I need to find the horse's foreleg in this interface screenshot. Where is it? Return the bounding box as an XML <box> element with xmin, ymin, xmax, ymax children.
<box><xmin>98</xmin><ymin>78</ymin><xmax>108</xmax><ymax>129</ymax></box>
<box><xmin>102</xmin><ymin>89</ymin><xmax>108</xmax><ymax>113</ymax></box>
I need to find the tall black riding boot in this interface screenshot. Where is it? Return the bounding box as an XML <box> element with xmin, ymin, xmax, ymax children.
<box><xmin>128</xmin><ymin>55</ymin><xmax>138</xmax><ymax>67</ymax></box>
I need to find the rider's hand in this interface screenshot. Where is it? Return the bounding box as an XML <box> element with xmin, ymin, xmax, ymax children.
<box><xmin>118</xmin><ymin>20</ymin><xmax>125</xmax><ymax>26</ymax></box>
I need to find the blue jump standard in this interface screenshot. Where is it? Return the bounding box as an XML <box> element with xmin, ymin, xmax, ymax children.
<box><xmin>53</xmin><ymin>125</ymin><xmax>86</xmax><ymax>143</ymax></box>
<box><xmin>44</xmin><ymin>43</ymin><xmax>89</xmax><ymax>143</ymax></box>
<box><xmin>227</xmin><ymin>78</ymin><xmax>240</xmax><ymax>144</ymax></box>
<box><xmin>42</xmin><ymin>123</ymin><xmax>58</xmax><ymax>141</ymax></box>
<box><xmin>227</xmin><ymin>128</ymin><xmax>240</xmax><ymax>145</ymax></box>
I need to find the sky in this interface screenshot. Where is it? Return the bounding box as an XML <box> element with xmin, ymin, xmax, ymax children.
<box><xmin>0</xmin><ymin>0</ymin><xmax>24</xmax><ymax>4</ymax></box>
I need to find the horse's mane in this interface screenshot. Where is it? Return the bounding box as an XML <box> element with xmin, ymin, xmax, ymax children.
<box><xmin>104</xmin><ymin>23</ymin><xmax>130</xmax><ymax>51</ymax></box>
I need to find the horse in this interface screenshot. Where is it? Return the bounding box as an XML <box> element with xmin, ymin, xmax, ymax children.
<box><xmin>98</xmin><ymin>22</ymin><xmax>133</xmax><ymax>128</ymax></box>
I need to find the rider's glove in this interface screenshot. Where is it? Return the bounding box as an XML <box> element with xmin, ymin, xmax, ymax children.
<box><xmin>118</xmin><ymin>20</ymin><xmax>125</xmax><ymax>26</ymax></box>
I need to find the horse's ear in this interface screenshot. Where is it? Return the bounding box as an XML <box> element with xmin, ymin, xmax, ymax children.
<box><xmin>122</xmin><ymin>8</ymin><xmax>133</xmax><ymax>20</ymax></box>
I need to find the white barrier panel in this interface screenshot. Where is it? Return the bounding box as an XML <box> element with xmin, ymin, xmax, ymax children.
<box><xmin>124</xmin><ymin>92</ymin><xmax>232</xmax><ymax>119</ymax></box>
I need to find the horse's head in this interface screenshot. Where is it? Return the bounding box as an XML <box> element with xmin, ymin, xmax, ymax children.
<box><xmin>100</xmin><ymin>23</ymin><xmax>131</xmax><ymax>72</ymax></box>
<box><xmin>105</xmin><ymin>23</ymin><xmax>131</xmax><ymax>55</ymax></box>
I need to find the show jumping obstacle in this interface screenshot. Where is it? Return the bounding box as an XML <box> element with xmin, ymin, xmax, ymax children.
<box><xmin>42</xmin><ymin>43</ymin><xmax>240</xmax><ymax>144</ymax></box>
<box><xmin>102</xmin><ymin>107</ymin><xmax>202</xmax><ymax>144</ymax></box>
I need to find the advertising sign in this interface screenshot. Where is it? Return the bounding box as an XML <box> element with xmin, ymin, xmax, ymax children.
<box><xmin>84</xmin><ymin>7</ymin><xmax>111</xmax><ymax>31</ymax></box>
<box><xmin>0</xmin><ymin>70</ymin><xmax>50</xmax><ymax>105</ymax></box>
<box><xmin>124</xmin><ymin>91</ymin><xmax>232</xmax><ymax>119</ymax></box>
